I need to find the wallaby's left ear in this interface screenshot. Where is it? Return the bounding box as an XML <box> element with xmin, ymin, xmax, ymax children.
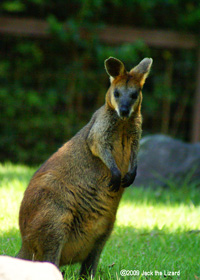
<box><xmin>130</xmin><ymin>58</ymin><xmax>153</xmax><ymax>87</ymax></box>
<box><xmin>105</xmin><ymin>57</ymin><xmax>126</xmax><ymax>80</ymax></box>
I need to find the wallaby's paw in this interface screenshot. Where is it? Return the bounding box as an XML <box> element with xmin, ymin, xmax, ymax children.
<box><xmin>109</xmin><ymin>167</ymin><xmax>121</xmax><ymax>192</ymax></box>
<box><xmin>122</xmin><ymin>165</ymin><xmax>137</xmax><ymax>188</ymax></box>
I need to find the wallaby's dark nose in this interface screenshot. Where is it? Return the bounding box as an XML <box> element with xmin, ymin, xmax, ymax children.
<box><xmin>120</xmin><ymin>106</ymin><xmax>129</xmax><ymax>117</ymax></box>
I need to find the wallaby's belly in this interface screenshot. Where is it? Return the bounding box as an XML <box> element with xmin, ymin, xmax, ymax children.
<box><xmin>59</xmin><ymin>159</ymin><xmax>121</xmax><ymax>265</ymax></box>
<box><xmin>60</xmin><ymin>214</ymin><xmax>114</xmax><ymax>265</ymax></box>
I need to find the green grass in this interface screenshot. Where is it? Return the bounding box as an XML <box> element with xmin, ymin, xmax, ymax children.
<box><xmin>0</xmin><ymin>163</ymin><xmax>200</xmax><ymax>280</ymax></box>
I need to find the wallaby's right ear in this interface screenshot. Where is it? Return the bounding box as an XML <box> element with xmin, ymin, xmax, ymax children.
<box><xmin>130</xmin><ymin>58</ymin><xmax>153</xmax><ymax>87</ymax></box>
<box><xmin>105</xmin><ymin>57</ymin><xmax>126</xmax><ymax>80</ymax></box>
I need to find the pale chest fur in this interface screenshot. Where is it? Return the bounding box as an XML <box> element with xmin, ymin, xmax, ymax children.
<box><xmin>112</xmin><ymin>127</ymin><xmax>132</xmax><ymax>177</ymax></box>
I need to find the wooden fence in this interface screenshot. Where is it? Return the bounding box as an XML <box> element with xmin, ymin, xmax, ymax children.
<box><xmin>0</xmin><ymin>16</ymin><xmax>199</xmax><ymax>142</ymax></box>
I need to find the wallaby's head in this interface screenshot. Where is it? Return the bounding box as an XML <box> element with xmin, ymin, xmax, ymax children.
<box><xmin>105</xmin><ymin>57</ymin><xmax>152</xmax><ymax>119</ymax></box>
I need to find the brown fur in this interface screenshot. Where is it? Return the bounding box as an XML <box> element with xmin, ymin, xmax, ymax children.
<box><xmin>17</xmin><ymin>57</ymin><xmax>152</xmax><ymax>278</ymax></box>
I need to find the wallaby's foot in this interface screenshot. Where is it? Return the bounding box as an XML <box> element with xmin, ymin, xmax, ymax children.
<box><xmin>80</xmin><ymin>263</ymin><xmax>95</xmax><ymax>280</ymax></box>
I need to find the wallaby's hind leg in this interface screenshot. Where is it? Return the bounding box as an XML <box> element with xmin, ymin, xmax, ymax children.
<box><xmin>17</xmin><ymin>238</ymin><xmax>64</xmax><ymax>267</ymax></box>
<box><xmin>18</xmin><ymin>217</ymin><xmax>67</xmax><ymax>267</ymax></box>
<box><xmin>80</xmin><ymin>248</ymin><xmax>102</xmax><ymax>280</ymax></box>
<box><xmin>80</xmin><ymin>232</ymin><xmax>111</xmax><ymax>279</ymax></box>
<box><xmin>17</xmin><ymin>241</ymin><xmax>63</xmax><ymax>268</ymax></box>
<box><xmin>41</xmin><ymin>239</ymin><xmax>65</xmax><ymax>267</ymax></box>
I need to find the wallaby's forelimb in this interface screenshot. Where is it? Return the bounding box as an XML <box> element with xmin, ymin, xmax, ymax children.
<box><xmin>122</xmin><ymin>164</ymin><xmax>137</xmax><ymax>188</ymax></box>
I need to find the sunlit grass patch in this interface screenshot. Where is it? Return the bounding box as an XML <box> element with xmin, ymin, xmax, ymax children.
<box><xmin>102</xmin><ymin>185</ymin><xmax>200</xmax><ymax>279</ymax></box>
<box><xmin>117</xmin><ymin>187</ymin><xmax>200</xmax><ymax>232</ymax></box>
<box><xmin>0</xmin><ymin>163</ymin><xmax>35</xmax><ymax>256</ymax></box>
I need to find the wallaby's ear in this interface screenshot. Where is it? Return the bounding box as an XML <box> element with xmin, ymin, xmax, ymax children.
<box><xmin>130</xmin><ymin>58</ymin><xmax>153</xmax><ymax>87</ymax></box>
<box><xmin>105</xmin><ymin>57</ymin><xmax>126</xmax><ymax>80</ymax></box>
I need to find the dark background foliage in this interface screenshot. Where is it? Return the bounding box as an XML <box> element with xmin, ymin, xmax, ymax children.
<box><xmin>0</xmin><ymin>0</ymin><xmax>199</xmax><ymax>164</ymax></box>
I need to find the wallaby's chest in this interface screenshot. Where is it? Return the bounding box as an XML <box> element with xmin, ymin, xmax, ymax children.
<box><xmin>112</xmin><ymin>130</ymin><xmax>132</xmax><ymax>176</ymax></box>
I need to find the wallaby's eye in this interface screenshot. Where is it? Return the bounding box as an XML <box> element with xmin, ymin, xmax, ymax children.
<box><xmin>114</xmin><ymin>90</ymin><xmax>120</xmax><ymax>98</ymax></box>
<box><xmin>130</xmin><ymin>91</ymin><xmax>138</xmax><ymax>99</ymax></box>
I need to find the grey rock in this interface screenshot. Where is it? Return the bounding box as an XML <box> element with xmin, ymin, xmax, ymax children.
<box><xmin>135</xmin><ymin>134</ymin><xmax>200</xmax><ymax>187</ymax></box>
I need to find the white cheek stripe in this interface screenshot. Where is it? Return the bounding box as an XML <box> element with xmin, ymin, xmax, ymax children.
<box><xmin>129</xmin><ymin>106</ymin><xmax>134</xmax><ymax>117</ymax></box>
<box><xmin>115</xmin><ymin>107</ymin><xmax>120</xmax><ymax>117</ymax></box>
<box><xmin>115</xmin><ymin>106</ymin><xmax>134</xmax><ymax>118</ymax></box>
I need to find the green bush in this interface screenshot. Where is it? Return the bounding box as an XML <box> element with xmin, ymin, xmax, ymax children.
<box><xmin>0</xmin><ymin>0</ymin><xmax>199</xmax><ymax>164</ymax></box>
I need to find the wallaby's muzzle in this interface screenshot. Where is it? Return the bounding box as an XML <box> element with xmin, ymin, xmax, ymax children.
<box><xmin>119</xmin><ymin>106</ymin><xmax>129</xmax><ymax>118</ymax></box>
<box><xmin>118</xmin><ymin>97</ymin><xmax>133</xmax><ymax>119</ymax></box>
<box><xmin>119</xmin><ymin>104</ymin><xmax>131</xmax><ymax>119</ymax></box>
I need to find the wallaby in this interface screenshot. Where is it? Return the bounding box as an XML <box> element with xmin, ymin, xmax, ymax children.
<box><xmin>17</xmin><ymin>57</ymin><xmax>152</xmax><ymax>279</ymax></box>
